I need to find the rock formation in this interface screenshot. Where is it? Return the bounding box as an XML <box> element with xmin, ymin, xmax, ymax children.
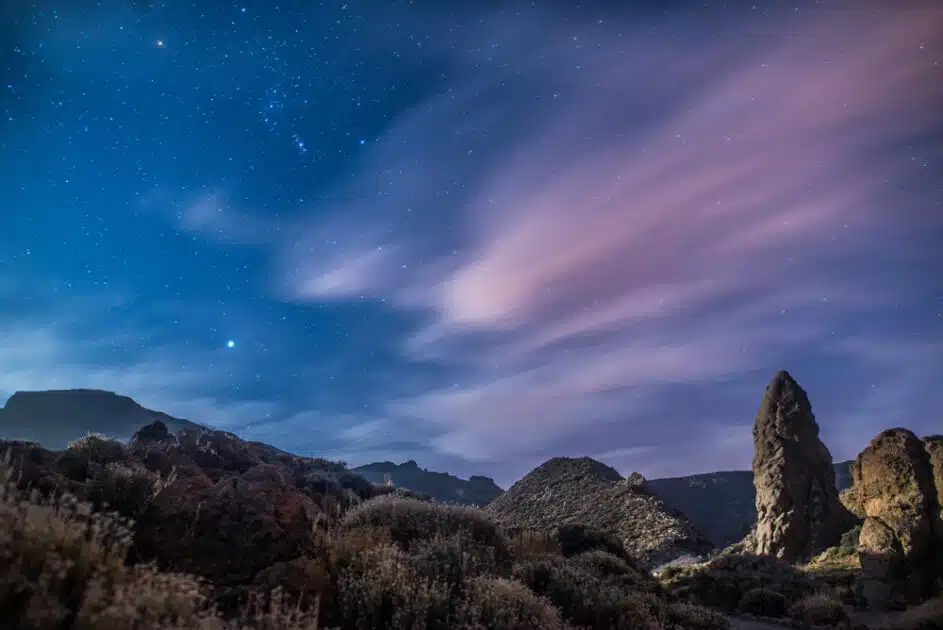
<box><xmin>486</xmin><ymin>456</ymin><xmax>714</xmax><ymax>568</ymax></box>
<box><xmin>851</xmin><ymin>428</ymin><xmax>943</xmax><ymax>608</ymax></box>
<box><xmin>743</xmin><ymin>370</ymin><xmax>854</xmax><ymax>562</ymax></box>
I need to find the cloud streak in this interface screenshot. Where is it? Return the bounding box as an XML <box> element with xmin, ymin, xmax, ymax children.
<box><xmin>165</xmin><ymin>5</ymin><xmax>943</xmax><ymax>483</ymax></box>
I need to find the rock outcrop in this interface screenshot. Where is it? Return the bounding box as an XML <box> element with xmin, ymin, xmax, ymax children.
<box><xmin>851</xmin><ymin>428</ymin><xmax>943</xmax><ymax>608</ymax></box>
<box><xmin>486</xmin><ymin>456</ymin><xmax>714</xmax><ymax>568</ymax></box>
<box><xmin>742</xmin><ymin>370</ymin><xmax>855</xmax><ymax>562</ymax></box>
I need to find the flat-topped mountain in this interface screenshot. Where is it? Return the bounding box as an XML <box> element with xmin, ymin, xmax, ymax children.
<box><xmin>353</xmin><ymin>459</ymin><xmax>503</xmax><ymax>507</ymax></box>
<box><xmin>487</xmin><ymin>456</ymin><xmax>715</xmax><ymax>569</ymax></box>
<box><xmin>0</xmin><ymin>389</ymin><xmax>203</xmax><ymax>448</ymax></box>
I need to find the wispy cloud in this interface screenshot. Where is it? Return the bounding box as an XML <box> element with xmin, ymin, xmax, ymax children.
<box><xmin>163</xmin><ymin>5</ymin><xmax>942</xmax><ymax>482</ymax></box>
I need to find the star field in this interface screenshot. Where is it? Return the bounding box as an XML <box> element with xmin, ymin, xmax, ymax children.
<box><xmin>0</xmin><ymin>0</ymin><xmax>941</xmax><ymax>486</ymax></box>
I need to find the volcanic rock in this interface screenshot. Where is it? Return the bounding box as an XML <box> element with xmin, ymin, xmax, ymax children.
<box><xmin>743</xmin><ymin>370</ymin><xmax>854</xmax><ymax>562</ymax></box>
<box><xmin>486</xmin><ymin>456</ymin><xmax>714</xmax><ymax>568</ymax></box>
<box><xmin>851</xmin><ymin>428</ymin><xmax>943</xmax><ymax>608</ymax></box>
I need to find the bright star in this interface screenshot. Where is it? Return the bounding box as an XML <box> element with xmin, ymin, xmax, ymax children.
<box><xmin>226</xmin><ymin>340</ymin><xmax>235</xmax><ymax>348</ymax></box>
<box><xmin>156</xmin><ymin>40</ymin><xmax>165</xmax><ymax>48</ymax></box>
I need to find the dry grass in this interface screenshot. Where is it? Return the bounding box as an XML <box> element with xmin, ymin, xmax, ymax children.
<box><xmin>788</xmin><ymin>593</ymin><xmax>850</xmax><ymax>627</ymax></box>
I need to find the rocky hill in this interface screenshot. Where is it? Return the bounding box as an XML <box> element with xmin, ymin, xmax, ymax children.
<box><xmin>353</xmin><ymin>459</ymin><xmax>503</xmax><ymax>506</ymax></box>
<box><xmin>487</xmin><ymin>456</ymin><xmax>715</xmax><ymax>569</ymax></box>
<box><xmin>0</xmin><ymin>389</ymin><xmax>204</xmax><ymax>448</ymax></box>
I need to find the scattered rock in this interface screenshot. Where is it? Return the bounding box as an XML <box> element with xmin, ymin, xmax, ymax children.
<box><xmin>743</xmin><ymin>370</ymin><xmax>855</xmax><ymax>563</ymax></box>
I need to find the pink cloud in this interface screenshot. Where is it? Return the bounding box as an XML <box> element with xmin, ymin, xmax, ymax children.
<box><xmin>171</xmin><ymin>6</ymin><xmax>943</xmax><ymax>474</ymax></box>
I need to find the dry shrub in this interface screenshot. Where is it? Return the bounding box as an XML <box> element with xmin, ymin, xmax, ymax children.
<box><xmin>336</xmin><ymin>544</ymin><xmax>451</xmax><ymax>629</ymax></box>
<box><xmin>737</xmin><ymin>587</ymin><xmax>788</xmax><ymax>618</ymax></box>
<box><xmin>570</xmin><ymin>549</ymin><xmax>658</xmax><ymax>593</ymax></box>
<box><xmin>788</xmin><ymin>592</ymin><xmax>849</xmax><ymax>627</ymax></box>
<box><xmin>661</xmin><ymin>553</ymin><xmax>816</xmax><ymax>612</ymax></box>
<box><xmin>512</xmin><ymin>553</ymin><xmax>664</xmax><ymax>630</ymax></box>
<box><xmin>666</xmin><ymin>602</ymin><xmax>731</xmax><ymax>630</ymax></box>
<box><xmin>887</xmin><ymin>596</ymin><xmax>943</xmax><ymax>629</ymax></box>
<box><xmin>454</xmin><ymin>576</ymin><xmax>571</xmax><ymax>629</ymax></box>
<box><xmin>555</xmin><ymin>523</ymin><xmax>632</xmax><ymax>564</ymax></box>
<box><xmin>507</xmin><ymin>528</ymin><xmax>560</xmax><ymax>560</ymax></box>
<box><xmin>340</xmin><ymin>495</ymin><xmax>510</xmax><ymax>570</ymax></box>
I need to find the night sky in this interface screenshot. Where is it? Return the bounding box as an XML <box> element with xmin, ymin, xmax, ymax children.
<box><xmin>1</xmin><ymin>1</ymin><xmax>941</xmax><ymax>487</ymax></box>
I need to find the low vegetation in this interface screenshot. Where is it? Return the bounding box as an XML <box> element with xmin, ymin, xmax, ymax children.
<box><xmin>0</xmin><ymin>448</ymin><xmax>728</xmax><ymax>630</ymax></box>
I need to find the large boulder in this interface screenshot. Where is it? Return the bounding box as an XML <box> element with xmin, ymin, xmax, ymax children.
<box><xmin>852</xmin><ymin>428</ymin><xmax>942</xmax><ymax>608</ymax></box>
<box><xmin>743</xmin><ymin>370</ymin><xmax>854</xmax><ymax>562</ymax></box>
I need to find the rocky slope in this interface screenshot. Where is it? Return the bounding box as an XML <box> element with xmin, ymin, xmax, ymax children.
<box><xmin>487</xmin><ymin>456</ymin><xmax>715</xmax><ymax>569</ymax></box>
<box><xmin>0</xmin><ymin>389</ymin><xmax>203</xmax><ymax>448</ymax></box>
<box><xmin>353</xmin><ymin>459</ymin><xmax>503</xmax><ymax>506</ymax></box>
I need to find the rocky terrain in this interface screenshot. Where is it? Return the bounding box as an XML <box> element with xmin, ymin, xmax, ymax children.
<box><xmin>486</xmin><ymin>456</ymin><xmax>716</xmax><ymax>569</ymax></box>
<box><xmin>353</xmin><ymin>459</ymin><xmax>503</xmax><ymax>507</ymax></box>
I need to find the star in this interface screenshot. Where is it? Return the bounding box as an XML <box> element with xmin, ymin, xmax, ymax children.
<box><xmin>156</xmin><ymin>40</ymin><xmax>165</xmax><ymax>49</ymax></box>
<box><xmin>226</xmin><ymin>340</ymin><xmax>235</xmax><ymax>348</ymax></box>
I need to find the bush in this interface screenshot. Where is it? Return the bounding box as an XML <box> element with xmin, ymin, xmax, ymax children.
<box><xmin>512</xmin><ymin>554</ymin><xmax>664</xmax><ymax>630</ymax></box>
<box><xmin>660</xmin><ymin>553</ymin><xmax>816</xmax><ymax>612</ymax></box>
<box><xmin>335</xmin><ymin>544</ymin><xmax>451</xmax><ymax>630</ymax></box>
<box><xmin>737</xmin><ymin>587</ymin><xmax>788</xmax><ymax>618</ymax></box>
<box><xmin>839</xmin><ymin>525</ymin><xmax>862</xmax><ymax>554</ymax></box>
<box><xmin>341</xmin><ymin>495</ymin><xmax>511</xmax><ymax>570</ymax></box>
<box><xmin>555</xmin><ymin>523</ymin><xmax>631</xmax><ymax>564</ymax></box>
<box><xmin>666</xmin><ymin>602</ymin><xmax>731</xmax><ymax>629</ymax></box>
<box><xmin>455</xmin><ymin>576</ymin><xmax>571</xmax><ymax>629</ymax></box>
<box><xmin>788</xmin><ymin>593</ymin><xmax>849</xmax><ymax>627</ymax></box>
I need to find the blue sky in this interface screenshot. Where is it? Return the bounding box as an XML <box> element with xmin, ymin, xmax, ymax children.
<box><xmin>1</xmin><ymin>1</ymin><xmax>941</xmax><ymax>487</ymax></box>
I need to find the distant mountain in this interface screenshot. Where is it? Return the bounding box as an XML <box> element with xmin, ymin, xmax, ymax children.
<box><xmin>647</xmin><ymin>461</ymin><xmax>854</xmax><ymax>548</ymax></box>
<box><xmin>0</xmin><ymin>389</ymin><xmax>203</xmax><ymax>449</ymax></box>
<box><xmin>352</xmin><ymin>460</ymin><xmax>503</xmax><ymax>507</ymax></box>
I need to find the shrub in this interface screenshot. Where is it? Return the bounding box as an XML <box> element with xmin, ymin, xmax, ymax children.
<box><xmin>555</xmin><ymin>523</ymin><xmax>631</xmax><ymax>564</ymax></box>
<box><xmin>335</xmin><ymin>544</ymin><xmax>451</xmax><ymax>630</ymax></box>
<box><xmin>455</xmin><ymin>576</ymin><xmax>571</xmax><ymax>629</ymax></box>
<box><xmin>341</xmin><ymin>495</ymin><xmax>511</xmax><ymax>569</ymax></box>
<box><xmin>788</xmin><ymin>593</ymin><xmax>849</xmax><ymax>627</ymax></box>
<box><xmin>660</xmin><ymin>553</ymin><xmax>816</xmax><ymax>612</ymax></box>
<box><xmin>569</xmin><ymin>550</ymin><xmax>657</xmax><ymax>593</ymax></box>
<box><xmin>507</xmin><ymin>528</ymin><xmax>561</xmax><ymax>560</ymax></box>
<box><xmin>737</xmin><ymin>587</ymin><xmax>788</xmax><ymax>618</ymax></box>
<box><xmin>839</xmin><ymin>525</ymin><xmax>861</xmax><ymax>554</ymax></box>
<box><xmin>512</xmin><ymin>554</ymin><xmax>664</xmax><ymax>630</ymax></box>
<box><xmin>666</xmin><ymin>602</ymin><xmax>731</xmax><ymax>630</ymax></box>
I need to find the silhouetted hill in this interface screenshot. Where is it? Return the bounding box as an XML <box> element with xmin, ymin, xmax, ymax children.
<box><xmin>352</xmin><ymin>459</ymin><xmax>503</xmax><ymax>506</ymax></box>
<box><xmin>0</xmin><ymin>389</ymin><xmax>204</xmax><ymax>448</ymax></box>
<box><xmin>647</xmin><ymin>461</ymin><xmax>854</xmax><ymax>548</ymax></box>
